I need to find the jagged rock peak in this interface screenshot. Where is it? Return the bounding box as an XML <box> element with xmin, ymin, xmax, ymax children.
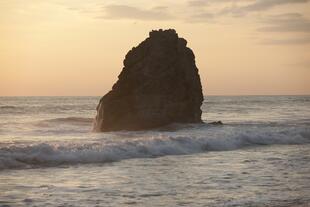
<box><xmin>149</xmin><ymin>29</ymin><xmax>177</xmax><ymax>37</ymax></box>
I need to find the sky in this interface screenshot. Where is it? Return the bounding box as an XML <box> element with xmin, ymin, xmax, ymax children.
<box><xmin>0</xmin><ymin>0</ymin><xmax>309</xmax><ymax>96</ymax></box>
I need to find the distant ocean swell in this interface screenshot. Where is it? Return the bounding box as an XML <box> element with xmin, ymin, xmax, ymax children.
<box><xmin>0</xmin><ymin>105</ymin><xmax>18</xmax><ymax>109</ymax></box>
<box><xmin>1</xmin><ymin>125</ymin><xmax>309</xmax><ymax>170</ymax></box>
<box><xmin>39</xmin><ymin>117</ymin><xmax>93</xmax><ymax>125</ymax></box>
<box><xmin>0</xmin><ymin>117</ymin><xmax>94</xmax><ymax>134</ymax></box>
<box><xmin>0</xmin><ymin>104</ymin><xmax>94</xmax><ymax>114</ymax></box>
<box><xmin>0</xmin><ymin>117</ymin><xmax>92</xmax><ymax>126</ymax></box>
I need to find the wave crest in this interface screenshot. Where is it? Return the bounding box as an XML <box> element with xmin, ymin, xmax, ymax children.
<box><xmin>1</xmin><ymin>125</ymin><xmax>309</xmax><ymax>170</ymax></box>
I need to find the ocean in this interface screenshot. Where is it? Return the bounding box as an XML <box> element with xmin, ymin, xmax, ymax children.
<box><xmin>0</xmin><ymin>96</ymin><xmax>309</xmax><ymax>207</ymax></box>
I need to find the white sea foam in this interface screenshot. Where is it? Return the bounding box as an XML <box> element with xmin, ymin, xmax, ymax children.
<box><xmin>1</xmin><ymin>125</ymin><xmax>309</xmax><ymax>170</ymax></box>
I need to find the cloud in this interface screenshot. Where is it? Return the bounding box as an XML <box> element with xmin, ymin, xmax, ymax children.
<box><xmin>188</xmin><ymin>0</ymin><xmax>209</xmax><ymax>7</ymax></box>
<box><xmin>188</xmin><ymin>12</ymin><xmax>215</xmax><ymax>22</ymax></box>
<box><xmin>220</xmin><ymin>0</ymin><xmax>310</xmax><ymax>16</ymax></box>
<box><xmin>260</xmin><ymin>36</ymin><xmax>310</xmax><ymax>45</ymax></box>
<box><xmin>258</xmin><ymin>13</ymin><xmax>310</xmax><ymax>45</ymax></box>
<box><xmin>241</xmin><ymin>0</ymin><xmax>309</xmax><ymax>12</ymax></box>
<box><xmin>188</xmin><ymin>0</ymin><xmax>256</xmax><ymax>7</ymax></box>
<box><xmin>187</xmin><ymin>0</ymin><xmax>310</xmax><ymax>21</ymax></box>
<box><xmin>258</xmin><ymin>13</ymin><xmax>310</xmax><ymax>33</ymax></box>
<box><xmin>99</xmin><ymin>5</ymin><xmax>173</xmax><ymax>21</ymax></box>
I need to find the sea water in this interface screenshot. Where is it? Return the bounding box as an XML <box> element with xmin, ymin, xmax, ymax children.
<box><xmin>0</xmin><ymin>96</ymin><xmax>309</xmax><ymax>206</ymax></box>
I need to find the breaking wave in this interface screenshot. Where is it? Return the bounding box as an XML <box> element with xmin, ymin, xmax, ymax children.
<box><xmin>1</xmin><ymin>125</ymin><xmax>309</xmax><ymax>170</ymax></box>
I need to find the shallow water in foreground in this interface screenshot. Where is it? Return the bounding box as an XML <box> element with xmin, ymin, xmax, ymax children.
<box><xmin>1</xmin><ymin>145</ymin><xmax>309</xmax><ymax>207</ymax></box>
<box><xmin>0</xmin><ymin>96</ymin><xmax>309</xmax><ymax>206</ymax></box>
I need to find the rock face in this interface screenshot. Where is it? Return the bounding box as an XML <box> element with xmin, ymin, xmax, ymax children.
<box><xmin>94</xmin><ymin>29</ymin><xmax>203</xmax><ymax>132</ymax></box>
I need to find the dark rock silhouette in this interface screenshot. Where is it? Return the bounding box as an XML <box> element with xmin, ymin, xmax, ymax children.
<box><xmin>94</xmin><ymin>29</ymin><xmax>203</xmax><ymax>132</ymax></box>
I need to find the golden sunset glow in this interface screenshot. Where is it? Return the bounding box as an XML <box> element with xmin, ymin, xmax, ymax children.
<box><xmin>1</xmin><ymin>0</ymin><xmax>309</xmax><ymax>96</ymax></box>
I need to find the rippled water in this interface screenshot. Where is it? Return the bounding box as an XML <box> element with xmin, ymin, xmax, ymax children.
<box><xmin>0</xmin><ymin>96</ymin><xmax>309</xmax><ymax>206</ymax></box>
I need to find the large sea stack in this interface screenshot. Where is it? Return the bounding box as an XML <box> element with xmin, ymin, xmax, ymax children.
<box><xmin>94</xmin><ymin>29</ymin><xmax>203</xmax><ymax>132</ymax></box>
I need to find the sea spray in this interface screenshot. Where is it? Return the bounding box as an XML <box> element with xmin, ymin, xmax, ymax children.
<box><xmin>1</xmin><ymin>124</ymin><xmax>309</xmax><ymax>170</ymax></box>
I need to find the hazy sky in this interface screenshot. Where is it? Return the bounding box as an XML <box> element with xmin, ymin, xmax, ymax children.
<box><xmin>1</xmin><ymin>0</ymin><xmax>309</xmax><ymax>96</ymax></box>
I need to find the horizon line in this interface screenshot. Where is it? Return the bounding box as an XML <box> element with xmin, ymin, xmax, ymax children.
<box><xmin>0</xmin><ymin>94</ymin><xmax>309</xmax><ymax>97</ymax></box>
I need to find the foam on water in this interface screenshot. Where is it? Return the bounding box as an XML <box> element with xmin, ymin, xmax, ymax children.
<box><xmin>1</xmin><ymin>123</ymin><xmax>309</xmax><ymax>170</ymax></box>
